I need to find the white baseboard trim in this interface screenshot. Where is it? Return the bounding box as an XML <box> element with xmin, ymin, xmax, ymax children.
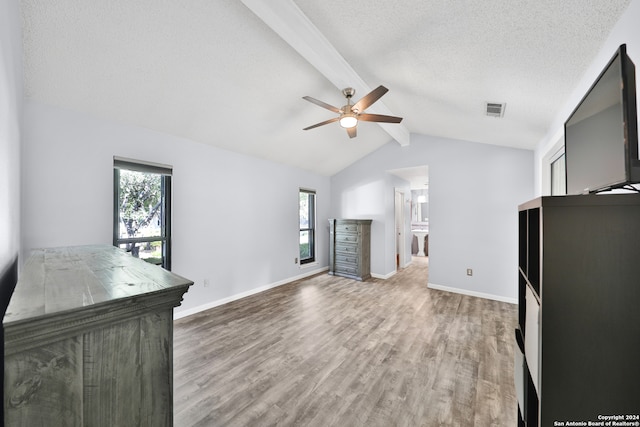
<box><xmin>371</xmin><ymin>260</ymin><xmax>413</xmax><ymax>279</ymax></box>
<box><xmin>428</xmin><ymin>282</ymin><xmax>517</xmax><ymax>305</ymax></box>
<box><xmin>174</xmin><ymin>266</ymin><xmax>329</xmax><ymax>320</ymax></box>
<box><xmin>371</xmin><ymin>270</ymin><xmax>396</xmax><ymax>280</ymax></box>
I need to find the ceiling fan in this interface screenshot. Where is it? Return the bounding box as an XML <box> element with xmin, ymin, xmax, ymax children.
<box><xmin>302</xmin><ymin>85</ymin><xmax>403</xmax><ymax>138</ymax></box>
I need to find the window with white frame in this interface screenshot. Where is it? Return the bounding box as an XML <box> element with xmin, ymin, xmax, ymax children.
<box><xmin>550</xmin><ymin>148</ymin><xmax>566</xmax><ymax>196</ymax></box>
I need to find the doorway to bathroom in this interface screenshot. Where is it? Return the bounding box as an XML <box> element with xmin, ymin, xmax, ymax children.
<box><xmin>389</xmin><ymin>165</ymin><xmax>429</xmax><ymax>270</ymax></box>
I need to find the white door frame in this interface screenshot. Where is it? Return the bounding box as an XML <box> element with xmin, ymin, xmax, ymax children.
<box><xmin>394</xmin><ymin>189</ymin><xmax>405</xmax><ymax>271</ymax></box>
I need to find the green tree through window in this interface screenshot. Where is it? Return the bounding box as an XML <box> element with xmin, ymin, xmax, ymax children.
<box><xmin>119</xmin><ymin>170</ymin><xmax>161</xmax><ymax>242</ymax></box>
<box><xmin>299</xmin><ymin>189</ymin><xmax>316</xmax><ymax>264</ymax></box>
<box><xmin>114</xmin><ymin>158</ymin><xmax>172</xmax><ymax>269</ymax></box>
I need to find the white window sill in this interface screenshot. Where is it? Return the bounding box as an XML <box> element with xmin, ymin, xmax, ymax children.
<box><xmin>299</xmin><ymin>261</ymin><xmax>318</xmax><ymax>269</ymax></box>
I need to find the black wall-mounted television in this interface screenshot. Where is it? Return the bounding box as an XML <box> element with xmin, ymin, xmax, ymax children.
<box><xmin>565</xmin><ymin>44</ymin><xmax>640</xmax><ymax>194</ymax></box>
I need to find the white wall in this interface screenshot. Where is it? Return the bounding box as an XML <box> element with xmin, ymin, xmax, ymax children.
<box><xmin>1</xmin><ymin>0</ymin><xmax>22</xmax><ymax>297</ymax></box>
<box><xmin>331</xmin><ymin>134</ymin><xmax>534</xmax><ymax>302</ymax></box>
<box><xmin>535</xmin><ymin>2</ymin><xmax>640</xmax><ymax>195</ymax></box>
<box><xmin>21</xmin><ymin>102</ymin><xmax>330</xmax><ymax>316</ymax></box>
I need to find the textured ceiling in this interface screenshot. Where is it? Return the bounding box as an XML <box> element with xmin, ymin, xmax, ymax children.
<box><xmin>20</xmin><ymin>0</ymin><xmax>631</xmax><ymax>175</ymax></box>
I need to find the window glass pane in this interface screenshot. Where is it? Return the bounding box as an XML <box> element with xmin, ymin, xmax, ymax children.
<box><xmin>299</xmin><ymin>192</ymin><xmax>310</xmax><ymax>228</ymax></box>
<box><xmin>299</xmin><ymin>231</ymin><xmax>311</xmax><ymax>259</ymax></box>
<box><xmin>118</xmin><ymin>241</ymin><xmax>164</xmax><ymax>266</ymax></box>
<box><xmin>299</xmin><ymin>189</ymin><xmax>315</xmax><ymax>264</ymax></box>
<box><xmin>551</xmin><ymin>153</ymin><xmax>566</xmax><ymax>196</ymax></box>
<box><xmin>117</xmin><ymin>170</ymin><xmax>163</xmax><ymax>239</ymax></box>
<box><xmin>114</xmin><ymin>162</ymin><xmax>171</xmax><ymax>270</ymax></box>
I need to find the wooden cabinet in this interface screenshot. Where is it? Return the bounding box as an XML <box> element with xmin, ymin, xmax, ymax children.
<box><xmin>328</xmin><ymin>219</ymin><xmax>372</xmax><ymax>281</ymax></box>
<box><xmin>3</xmin><ymin>245</ymin><xmax>193</xmax><ymax>427</ymax></box>
<box><xmin>516</xmin><ymin>195</ymin><xmax>640</xmax><ymax>426</ymax></box>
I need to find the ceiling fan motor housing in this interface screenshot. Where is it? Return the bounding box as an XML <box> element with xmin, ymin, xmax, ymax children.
<box><xmin>342</xmin><ymin>87</ymin><xmax>356</xmax><ymax>99</ymax></box>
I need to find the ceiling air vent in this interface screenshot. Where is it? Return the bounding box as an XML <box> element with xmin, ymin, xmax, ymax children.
<box><xmin>485</xmin><ymin>102</ymin><xmax>506</xmax><ymax>118</ymax></box>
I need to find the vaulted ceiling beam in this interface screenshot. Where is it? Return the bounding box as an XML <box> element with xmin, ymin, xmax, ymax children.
<box><xmin>241</xmin><ymin>0</ymin><xmax>410</xmax><ymax>146</ymax></box>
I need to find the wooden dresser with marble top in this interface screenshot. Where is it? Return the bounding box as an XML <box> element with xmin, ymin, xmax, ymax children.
<box><xmin>3</xmin><ymin>245</ymin><xmax>193</xmax><ymax>427</ymax></box>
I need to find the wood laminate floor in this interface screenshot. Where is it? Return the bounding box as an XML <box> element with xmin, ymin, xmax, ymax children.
<box><xmin>173</xmin><ymin>258</ymin><xmax>518</xmax><ymax>426</ymax></box>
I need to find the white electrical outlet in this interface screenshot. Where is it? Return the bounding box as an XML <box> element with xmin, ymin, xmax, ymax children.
<box><xmin>466</xmin><ymin>269</ymin><xmax>473</xmax><ymax>276</ymax></box>
<box><xmin>294</xmin><ymin>257</ymin><xmax>298</xmax><ymax>264</ymax></box>
<box><xmin>203</xmin><ymin>278</ymin><xmax>210</xmax><ymax>287</ymax></box>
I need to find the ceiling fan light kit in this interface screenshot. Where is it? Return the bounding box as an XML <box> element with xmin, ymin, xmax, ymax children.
<box><xmin>339</xmin><ymin>114</ymin><xmax>357</xmax><ymax>128</ymax></box>
<box><xmin>303</xmin><ymin>85</ymin><xmax>403</xmax><ymax>138</ymax></box>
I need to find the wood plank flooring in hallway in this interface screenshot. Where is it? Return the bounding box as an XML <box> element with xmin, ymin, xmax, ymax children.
<box><xmin>173</xmin><ymin>258</ymin><xmax>517</xmax><ymax>426</ymax></box>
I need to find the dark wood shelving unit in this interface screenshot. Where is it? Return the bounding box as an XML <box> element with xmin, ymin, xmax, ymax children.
<box><xmin>516</xmin><ymin>194</ymin><xmax>640</xmax><ymax>426</ymax></box>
